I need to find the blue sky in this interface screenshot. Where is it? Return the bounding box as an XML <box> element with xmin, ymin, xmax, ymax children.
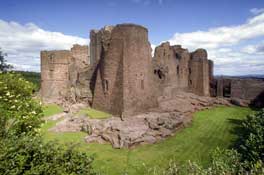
<box><xmin>0</xmin><ymin>0</ymin><xmax>264</xmax><ymax>75</ymax></box>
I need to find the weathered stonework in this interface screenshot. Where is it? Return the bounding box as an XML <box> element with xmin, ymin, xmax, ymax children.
<box><xmin>92</xmin><ymin>24</ymin><xmax>156</xmax><ymax>116</ymax></box>
<box><xmin>41</xmin><ymin>45</ymin><xmax>91</xmax><ymax>103</ymax></box>
<box><xmin>40</xmin><ymin>23</ymin><xmax>264</xmax><ymax>148</ymax></box>
<box><xmin>152</xmin><ymin>43</ymin><xmax>211</xmax><ymax>97</ymax></box>
<box><xmin>213</xmin><ymin>77</ymin><xmax>264</xmax><ymax>107</ymax></box>
<box><xmin>41</xmin><ymin>23</ymin><xmax>213</xmax><ymax>116</ymax></box>
<box><xmin>41</xmin><ymin>50</ymin><xmax>71</xmax><ymax>103</ymax></box>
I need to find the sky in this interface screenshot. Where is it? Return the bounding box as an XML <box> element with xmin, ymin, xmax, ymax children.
<box><xmin>0</xmin><ymin>0</ymin><xmax>264</xmax><ymax>75</ymax></box>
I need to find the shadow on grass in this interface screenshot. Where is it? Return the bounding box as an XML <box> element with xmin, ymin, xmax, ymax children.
<box><xmin>227</xmin><ymin>118</ymin><xmax>246</xmax><ymax>149</ymax></box>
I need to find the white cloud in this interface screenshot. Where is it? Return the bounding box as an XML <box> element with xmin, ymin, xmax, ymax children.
<box><xmin>151</xmin><ymin>44</ymin><xmax>156</xmax><ymax>56</ymax></box>
<box><xmin>169</xmin><ymin>13</ymin><xmax>264</xmax><ymax>49</ymax></box>
<box><xmin>250</xmin><ymin>8</ymin><xmax>264</xmax><ymax>15</ymax></box>
<box><xmin>0</xmin><ymin>20</ymin><xmax>88</xmax><ymax>72</ymax></box>
<box><xmin>167</xmin><ymin>12</ymin><xmax>264</xmax><ymax>75</ymax></box>
<box><xmin>241</xmin><ymin>42</ymin><xmax>264</xmax><ymax>54</ymax></box>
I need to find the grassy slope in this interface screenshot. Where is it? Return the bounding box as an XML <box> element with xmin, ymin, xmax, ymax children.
<box><xmin>41</xmin><ymin>106</ymin><xmax>253</xmax><ymax>175</ymax></box>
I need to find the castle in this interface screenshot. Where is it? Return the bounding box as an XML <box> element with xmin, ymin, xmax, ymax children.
<box><xmin>41</xmin><ymin>24</ymin><xmax>213</xmax><ymax>116</ymax></box>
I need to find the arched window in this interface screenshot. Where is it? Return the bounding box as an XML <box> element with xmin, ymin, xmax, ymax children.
<box><xmin>103</xmin><ymin>79</ymin><xmax>109</xmax><ymax>93</ymax></box>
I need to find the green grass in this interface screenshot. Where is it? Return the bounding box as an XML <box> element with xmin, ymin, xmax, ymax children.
<box><xmin>42</xmin><ymin>104</ymin><xmax>63</xmax><ymax>117</ymax></box>
<box><xmin>41</xmin><ymin>106</ymin><xmax>254</xmax><ymax>175</ymax></box>
<box><xmin>77</xmin><ymin>108</ymin><xmax>111</xmax><ymax>119</ymax></box>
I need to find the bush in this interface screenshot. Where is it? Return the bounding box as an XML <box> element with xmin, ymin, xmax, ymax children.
<box><xmin>154</xmin><ymin>148</ymin><xmax>263</xmax><ymax>175</ymax></box>
<box><xmin>15</xmin><ymin>71</ymin><xmax>40</xmax><ymax>91</ymax></box>
<box><xmin>0</xmin><ymin>73</ymin><xmax>43</xmax><ymax>138</ymax></box>
<box><xmin>0</xmin><ymin>73</ymin><xmax>95</xmax><ymax>175</ymax></box>
<box><xmin>238</xmin><ymin>109</ymin><xmax>264</xmax><ymax>163</ymax></box>
<box><xmin>0</xmin><ymin>134</ymin><xmax>95</xmax><ymax>175</ymax></box>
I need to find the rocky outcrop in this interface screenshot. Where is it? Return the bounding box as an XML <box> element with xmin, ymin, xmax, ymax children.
<box><xmin>49</xmin><ymin>92</ymin><xmax>230</xmax><ymax>148</ymax></box>
<box><xmin>84</xmin><ymin>112</ymin><xmax>184</xmax><ymax>148</ymax></box>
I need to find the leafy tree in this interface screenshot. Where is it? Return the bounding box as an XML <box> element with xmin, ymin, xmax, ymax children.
<box><xmin>0</xmin><ymin>49</ymin><xmax>12</xmax><ymax>72</ymax></box>
<box><xmin>0</xmin><ymin>73</ymin><xmax>42</xmax><ymax>138</ymax></box>
<box><xmin>0</xmin><ymin>73</ymin><xmax>95</xmax><ymax>175</ymax></box>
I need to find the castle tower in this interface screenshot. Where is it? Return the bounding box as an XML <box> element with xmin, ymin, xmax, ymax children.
<box><xmin>92</xmin><ymin>24</ymin><xmax>156</xmax><ymax>116</ymax></box>
<box><xmin>189</xmin><ymin>49</ymin><xmax>210</xmax><ymax>96</ymax></box>
<box><xmin>40</xmin><ymin>50</ymin><xmax>71</xmax><ymax>103</ymax></box>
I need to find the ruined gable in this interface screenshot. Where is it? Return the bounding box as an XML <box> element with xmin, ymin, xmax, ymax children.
<box><xmin>41</xmin><ymin>45</ymin><xmax>91</xmax><ymax>104</ymax></box>
<box><xmin>153</xmin><ymin>43</ymin><xmax>211</xmax><ymax>97</ymax></box>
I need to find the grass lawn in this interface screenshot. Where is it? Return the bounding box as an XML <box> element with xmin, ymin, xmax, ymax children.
<box><xmin>42</xmin><ymin>104</ymin><xmax>63</xmax><ymax>117</ymax></box>
<box><xmin>41</xmin><ymin>106</ymin><xmax>253</xmax><ymax>175</ymax></box>
<box><xmin>77</xmin><ymin>108</ymin><xmax>111</xmax><ymax>119</ymax></box>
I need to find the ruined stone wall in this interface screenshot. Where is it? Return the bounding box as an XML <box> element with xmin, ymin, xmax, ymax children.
<box><xmin>69</xmin><ymin>45</ymin><xmax>91</xmax><ymax>103</ymax></box>
<box><xmin>121</xmin><ymin>24</ymin><xmax>157</xmax><ymax>116</ymax></box>
<box><xmin>231</xmin><ymin>79</ymin><xmax>264</xmax><ymax>100</ymax></box>
<box><xmin>91</xmin><ymin>25</ymin><xmax>123</xmax><ymax>115</ymax></box>
<box><xmin>41</xmin><ymin>23</ymin><xmax>213</xmax><ymax>116</ymax></box>
<box><xmin>41</xmin><ymin>50</ymin><xmax>71</xmax><ymax>103</ymax></box>
<box><xmin>153</xmin><ymin>43</ymin><xmax>210</xmax><ymax>97</ymax></box>
<box><xmin>189</xmin><ymin>49</ymin><xmax>210</xmax><ymax>96</ymax></box>
<box><xmin>41</xmin><ymin>45</ymin><xmax>91</xmax><ymax>104</ymax></box>
<box><xmin>152</xmin><ymin>43</ymin><xmax>190</xmax><ymax>90</ymax></box>
<box><xmin>92</xmin><ymin>24</ymin><xmax>157</xmax><ymax>116</ymax></box>
<box><xmin>213</xmin><ymin>77</ymin><xmax>264</xmax><ymax>107</ymax></box>
<box><xmin>71</xmin><ymin>44</ymin><xmax>90</xmax><ymax>68</ymax></box>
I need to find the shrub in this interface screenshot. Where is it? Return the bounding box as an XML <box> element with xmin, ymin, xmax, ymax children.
<box><xmin>0</xmin><ymin>73</ymin><xmax>43</xmax><ymax>138</ymax></box>
<box><xmin>156</xmin><ymin>148</ymin><xmax>264</xmax><ymax>175</ymax></box>
<box><xmin>238</xmin><ymin>109</ymin><xmax>264</xmax><ymax>163</ymax></box>
<box><xmin>0</xmin><ymin>134</ymin><xmax>95</xmax><ymax>175</ymax></box>
<box><xmin>0</xmin><ymin>73</ymin><xmax>96</xmax><ymax>175</ymax></box>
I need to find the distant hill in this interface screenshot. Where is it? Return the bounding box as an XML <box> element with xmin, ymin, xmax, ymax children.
<box><xmin>214</xmin><ymin>74</ymin><xmax>264</xmax><ymax>80</ymax></box>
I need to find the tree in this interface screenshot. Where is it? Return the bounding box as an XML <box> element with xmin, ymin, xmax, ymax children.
<box><xmin>0</xmin><ymin>73</ymin><xmax>96</xmax><ymax>175</ymax></box>
<box><xmin>0</xmin><ymin>49</ymin><xmax>12</xmax><ymax>72</ymax></box>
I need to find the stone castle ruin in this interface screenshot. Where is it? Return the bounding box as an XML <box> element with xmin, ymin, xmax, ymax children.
<box><xmin>41</xmin><ymin>24</ymin><xmax>213</xmax><ymax>116</ymax></box>
<box><xmin>41</xmin><ymin>23</ymin><xmax>264</xmax><ymax>148</ymax></box>
<box><xmin>41</xmin><ymin>44</ymin><xmax>91</xmax><ymax>103</ymax></box>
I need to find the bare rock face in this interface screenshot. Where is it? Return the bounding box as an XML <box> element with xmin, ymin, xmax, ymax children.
<box><xmin>49</xmin><ymin>115</ymin><xmax>90</xmax><ymax>133</ymax></box>
<box><xmin>84</xmin><ymin>112</ymin><xmax>184</xmax><ymax>148</ymax></box>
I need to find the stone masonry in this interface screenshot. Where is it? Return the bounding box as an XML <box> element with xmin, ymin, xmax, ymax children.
<box><xmin>41</xmin><ymin>44</ymin><xmax>91</xmax><ymax>103</ymax></box>
<box><xmin>41</xmin><ymin>23</ymin><xmax>213</xmax><ymax>116</ymax></box>
<box><xmin>213</xmin><ymin>77</ymin><xmax>264</xmax><ymax>107</ymax></box>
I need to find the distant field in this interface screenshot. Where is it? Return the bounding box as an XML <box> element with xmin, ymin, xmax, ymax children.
<box><xmin>40</xmin><ymin>106</ymin><xmax>253</xmax><ymax>175</ymax></box>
